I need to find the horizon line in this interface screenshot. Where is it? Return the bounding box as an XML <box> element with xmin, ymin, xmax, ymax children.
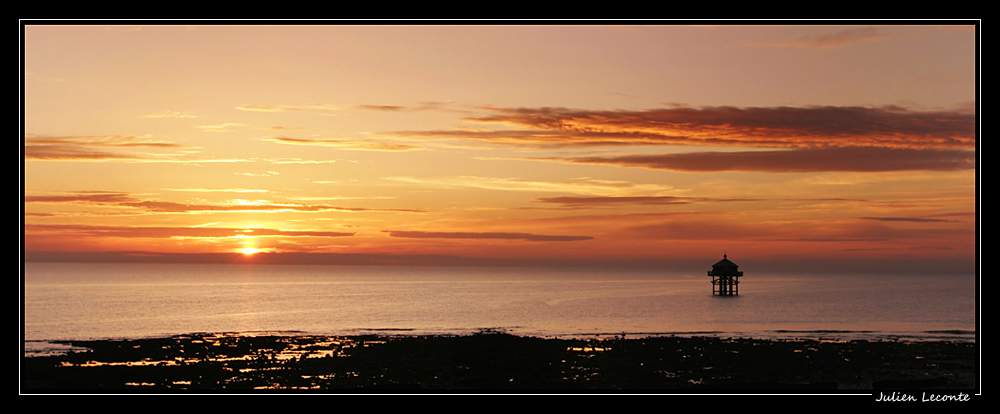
<box><xmin>21</xmin><ymin>250</ymin><xmax>976</xmax><ymax>275</ymax></box>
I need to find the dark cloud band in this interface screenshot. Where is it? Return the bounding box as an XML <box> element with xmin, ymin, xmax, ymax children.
<box><xmin>24</xmin><ymin>224</ymin><xmax>355</xmax><ymax>239</ymax></box>
<box><xmin>384</xmin><ymin>230</ymin><xmax>593</xmax><ymax>242</ymax></box>
<box><xmin>528</xmin><ymin>147</ymin><xmax>974</xmax><ymax>173</ymax></box>
<box><xmin>390</xmin><ymin>105</ymin><xmax>975</xmax><ymax>151</ymax></box>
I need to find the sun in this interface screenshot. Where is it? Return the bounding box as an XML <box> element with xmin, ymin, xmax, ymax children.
<box><xmin>235</xmin><ymin>234</ymin><xmax>266</xmax><ymax>255</ymax></box>
<box><xmin>240</xmin><ymin>247</ymin><xmax>263</xmax><ymax>255</ymax></box>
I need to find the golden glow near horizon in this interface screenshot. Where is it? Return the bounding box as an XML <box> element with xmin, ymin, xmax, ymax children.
<box><xmin>22</xmin><ymin>24</ymin><xmax>978</xmax><ymax>267</ymax></box>
<box><xmin>240</xmin><ymin>247</ymin><xmax>264</xmax><ymax>256</ymax></box>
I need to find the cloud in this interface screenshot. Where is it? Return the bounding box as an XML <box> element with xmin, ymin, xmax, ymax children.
<box><xmin>387</xmin><ymin>105</ymin><xmax>974</xmax><ymax>150</ymax></box>
<box><xmin>353</xmin><ymin>105</ymin><xmax>406</xmax><ymax>111</ymax></box>
<box><xmin>524</xmin><ymin>147</ymin><xmax>974</xmax><ymax>173</ymax></box>
<box><xmin>196</xmin><ymin>123</ymin><xmax>246</xmax><ymax>132</ymax></box>
<box><xmin>909</xmin><ymin>246</ymin><xmax>956</xmax><ymax>251</ymax></box>
<box><xmin>24</xmin><ymin>134</ymin><xmax>185</xmax><ymax>161</ymax></box>
<box><xmin>769</xmin><ymin>238</ymin><xmax>889</xmax><ymax>242</ymax></box>
<box><xmin>24</xmin><ymin>146</ymin><xmax>144</xmax><ymax>161</ymax></box>
<box><xmin>236</xmin><ymin>104</ymin><xmax>406</xmax><ymax>116</ymax></box>
<box><xmin>267</xmin><ymin>158</ymin><xmax>347</xmax><ymax>165</ymax></box>
<box><xmin>24</xmin><ymin>135</ymin><xmax>254</xmax><ymax>164</ymax></box>
<box><xmin>25</xmin><ymin>224</ymin><xmax>355</xmax><ymax>239</ymax></box>
<box><xmin>24</xmin><ymin>191</ymin><xmax>137</xmax><ymax>204</ymax></box>
<box><xmin>140</xmin><ymin>110</ymin><xmax>199</xmax><ymax>118</ymax></box>
<box><xmin>124</xmin><ymin>201</ymin><xmax>425</xmax><ymax>214</ymax></box>
<box><xmin>383</xmin><ymin>230</ymin><xmax>593</xmax><ymax>242</ymax></box>
<box><xmin>164</xmin><ymin>188</ymin><xmax>270</xmax><ymax>193</ymax></box>
<box><xmin>237</xmin><ymin>171</ymin><xmax>280</xmax><ymax>177</ymax></box>
<box><xmin>616</xmin><ymin>215</ymin><xmax>773</xmax><ymax>241</ymax></box>
<box><xmin>385</xmin><ymin>176</ymin><xmax>674</xmax><ymax>196</ymax></box>
<box><xmin>259</xmin><ymin>126</ymin><xmax>307</xmax><ymax>131</ymax></box>
<box><xmin>859</xmin><ymin>216</ymin><xmax>959</xmax><ymax>223</ymax></box>
<box><xmin>535</xmin><ymin>196</ymin><xmax>707</xmax><ymax>207</ymax></box>
<box><xmin>750</xmin><ymin>27</ymin><xmax>890</xmax><ymax>49</ymax></box>
<box><xmin>263</xmin><ymin>137</ymin><xmax>422</xmax><ymax>152</ymax></box>
<box><xmin>285</xmin><ymin>195</ymin><xmax>396</xmax><ymax>201</ymax></box>
<box><xmin>608</xmin><ymin>211</ymin><xmax>970</xmax><ymax>244</ymax></box>
<box><xmin>26</xmin><ymin>72</ymin><xmax>68</xmax><ymax>83</ymax></box>
<box><xmin>236</xmin><ymin>104</ymin><xmax>343</xmax><ymax>114</ymax></box>
<box><xmin>24</xmin><ymin>191</ymin><xmax>425</xmax><ymax>214</ymax></box>
<box><xmin>533</xmin><ymin>196</ymin><xmax>865</xmax><ymax>208</ymax></box>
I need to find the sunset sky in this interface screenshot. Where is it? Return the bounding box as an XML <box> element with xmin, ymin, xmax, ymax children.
<box><xmin>22</xmin><ymin>24</ymin><xmax>978</xmax><ymax>272</ymax></box>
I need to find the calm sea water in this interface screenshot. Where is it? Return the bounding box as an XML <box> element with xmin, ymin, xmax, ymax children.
<box><xmin>23</xmin><ymin>262</ymin><xmax>976</xmax><ymax>354</ymax></box>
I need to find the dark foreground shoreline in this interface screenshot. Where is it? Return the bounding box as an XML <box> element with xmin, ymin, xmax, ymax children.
<box><xmin>21</xmin><ymin>332</ymin><xmax>978</xmax><ymax>393</ymax></box>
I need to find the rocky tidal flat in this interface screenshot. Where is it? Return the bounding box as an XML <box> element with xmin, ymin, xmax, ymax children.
<box><xmin>21</xmin><ymin>332</ymin><xmax>977</xmax><ymax>392</ymax></box>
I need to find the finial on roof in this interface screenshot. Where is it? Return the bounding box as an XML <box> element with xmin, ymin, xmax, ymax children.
<box><xmin>724</xmin><ymin>253</ymin><xmax>727</xmax><ymax>259</ymax></box>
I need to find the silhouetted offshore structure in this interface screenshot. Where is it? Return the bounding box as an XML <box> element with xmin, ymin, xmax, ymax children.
<box><xmin>708</xmin><ymin>254</ymin><xmax>743</xmax><ymax>296</ymax></box>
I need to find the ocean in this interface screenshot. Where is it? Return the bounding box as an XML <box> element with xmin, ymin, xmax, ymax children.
<box><xmin>23</xmin><ymin>262</ymin><xmax>976</xmax><ymax>356</ymax></box>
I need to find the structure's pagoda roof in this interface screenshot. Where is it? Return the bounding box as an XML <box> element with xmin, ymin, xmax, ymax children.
<box><xmin>712</xmin><ymin>254</ymin><xmax>739</xmax><ymax>268</ymax></box>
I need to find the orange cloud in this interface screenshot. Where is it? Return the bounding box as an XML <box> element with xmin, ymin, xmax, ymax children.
<box><xmin>389</xmin><ymin>105</ymin><xmax>974</xmax><ymax>150</ymax></box>
<box><xmin>383</xmin><ymin>230</ymin><xmax>593</xmax><ymax>242</ymax></box>
<box><xmin>385</xmin><ymin>176</ymin><xmax>673</xmax><ymax>196</ymax></box>
<box><xmin>23</xmin><ymin>134</ymin><xmax>254</xmax><ymax>164</ymax></box>
<box><xmin>24</xmin><ymin>191</ymin><xmax>136</xmax><ymax>204</ymax></box>
<box><xmin>140</xmin><ymin>110</ymin><xmax>199</xmax><ymax>118</ymax></box>
<box><xmin>530</xmin><ymin>196</ymin><xmax>865</xmax><ymax>208</ymax></box>
<box><xmin>263</xmin><ymin>137</ymin><xmax>422</xmax><ymax>152</ymax></box>
<box><xmin>24</xmin><ymin>191</ymin><xmax>425</xmax><ymax>214</ymax></box>
<box><xmin>524</xmin><ymin>147</ymin><xmax>975</xmax><ymax>173</ymax></box>
<box><xmin>24</xmin><ymin>224</ymin><xmax>355</xmax><ymax>239</ymax></box>
<box><xmin>236</xmin><ymin>104</ymin><xmax>406</xmax><ymax>115</ymax></box>
<box><xmin>535</xmin><ymin>196</ymin><xmax>707</xmax><ymax>207</ymax></box>
<box><xmin>164</xmin><ymin>188</ymin><xmax>270</xmax><ymax>193</ymax></box>
<box><xmin>236</xmin><ymin>104</ymin><xmax>342</xmax><ymax>114</ymax></box>
<box><xmin>24</xmin><ymin>135</ymin><xmax>185</xmax><ymax>161</ymax></box>
<box><xmin>196</xmin><ymin>123</ymin><xmax>246</xmax><ymax>132</ymax></box>
<box><xmin>859</xmin><ymin>216</ymin><xmax>959</xmax><ymax>223</ymax></box>
<box><xmin>608</xmin><ymin>212</ymin><xmax>971</xmax><ymax>244</ymax></box>
<box><xmin>353</xmin><ymin>105</ymin><xmax>406</xmax><ymax>111</ymax></box>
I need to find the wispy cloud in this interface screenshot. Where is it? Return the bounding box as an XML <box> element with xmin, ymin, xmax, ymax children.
<box><xmin>354</xmin><ymin>105</ymin><xmax>406</xmax><ymax>111</ymax></box>
<box><xmin>609</xmin><ymin>211</ymin><xmax>969</xmax><ymax>243</ymax></box>
<box><xmin>24</xmin><ymin>134</ymin><xmax>186</xmax><ymax>161</ymax></box>
<box><xmin>533</xmin><ymin>196</ymin><xmax>866</xmax><ymax>209</ymax></box>
<box><xmin>383</xmin><ymin>230</ymin><xmax>593</xmax><ymax>242</ymax></box>
<box><xmin>26</xmin><ymin>72</ymin><xmax>68</xmax><ymax>83</ymax></box>
<box><xmin>237</xmin><ymin>171</ymin><xmax>279</xmax><ymax>177</ymax></box>
<box><xmin>387</xmin><ymin>105</ymin><xmax>974</xmax><ymax>150</ymax></box>
<box><xmin>749</xmin><ymin>27</ymin><xmax>890</xmax><ymax>49</ymax></box>
<box><xmin>140</xmin><ymin>110</ymin><xmax>200</xmax><ymax>118</ymax></box>
<box><xmin>196</xmin><ymin>123</ymin><xmax>246</xmax><ymax>133</ymax></box>
<box><xmin>24</xmin><ymin>191</ymin><xmax>136</xmax><ymax>204</ymax></box>
<box><xmin>285</xmin><ymin>195</ymin><xmax>396</xmax><ymax>201</ymax></box>
<box><xmin>236</xmin><ymin>104</ymin><xmax>343</xmax><ymax>115</ymax></box>
<box><xmin>24</xmin><ymin>191</ymin><xmax>425</xmax><ymax>215</ymax></box>
<box><xmin>769</xmin><ymin>238</ymin><xmax>889</xmax><ymax>242</ymax></box>
<box><xmin>267</xmin><ymin>158</ymin><xmax>348</xmax><ymax>165</ymax></box>
<box><xmin>236</xmin><ymin>104</ymin><xmax>408</xmax><ymax>116</ymax></box>
<box><xmin>535</xmin><ymin>196</ymin><xmax>708</xmax><ymax>207</ymax></box>
<box><xmin>522</xmin><ymin>147</ymin><xmax>975</xmax><ymax>173</ymax></box>
<box><xmin>263</xmin><ymin>137</ymin><xmax>423</xmax><ymax>152</ymax></box>
<box><xmin>859</xmin><ymin>216</ymin><xmax>959</xmax><ymax>223</ymax></box>
<box><xmin>384</xmin><ymin>176</ymin><xmax>674</xmax><ymax>196</ymax></box>
<box><xmin>164</xmin><ymin>188</ymin><xmax>270</xmax><ymax>193</ymax></box>
<box><xmin>259</xmin><ymin>126</ymin><xmax>307</xmax><ymax>131</ymax></box>
<box><xmin>25</xmin><ymin>224</ymin><xmax>355</xmax><ymax>239</ymax></box>
<box><xmin>26</xmin><ymin>148</ymin><xmax>142</xmax><ymax>160</ymax></box>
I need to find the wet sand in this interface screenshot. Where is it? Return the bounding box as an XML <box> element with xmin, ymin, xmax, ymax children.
<box><xmin>21</xmin><ymin>332</ymin><xmax>978</xmax><ymax>392</ymax></box>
